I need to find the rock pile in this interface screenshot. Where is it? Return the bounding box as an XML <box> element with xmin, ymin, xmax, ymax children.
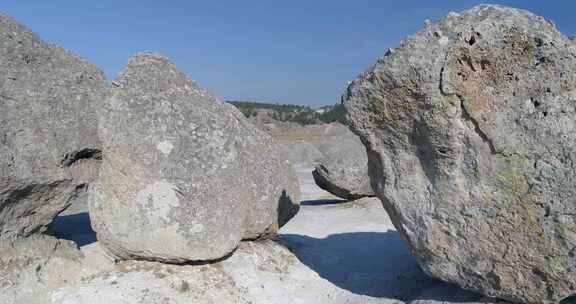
<box><xmin>344</xmin><ymin>4</ymin><xmax>576</xmax><ymax>303</ymax></box>
<box><xmin>0</xmin><ymin>11</ymin><xmax>300</xmax><ymax>267</ymax></box>
<box><xmin>6</xmin><ymin>3</ymin><xmax>576</xmax><ymax>303</ymax></box>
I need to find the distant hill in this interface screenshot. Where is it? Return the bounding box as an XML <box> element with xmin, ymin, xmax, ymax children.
<box><xmin>227</xmin><ymin>101</ymin><xmax>347</xmax><ymax>125</ymax></box>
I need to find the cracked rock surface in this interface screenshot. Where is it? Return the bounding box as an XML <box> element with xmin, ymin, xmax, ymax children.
<box><xmin>0</xmin><ymin>13</ymin><xmax>106</xmax><ymax>239</ymax></box>
<box><xmin>90</xmin><ymin>53</ymin><xmax>300</xmax><ymax>263</ymax></box>
<box><xmin>344</xmin><ymin>5</ymin><xmax>576</xmax><ymax>303</ymax></box>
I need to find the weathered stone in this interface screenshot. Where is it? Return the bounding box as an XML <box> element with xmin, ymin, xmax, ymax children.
<box><xmin>344</xmin><ymin>5</ymin><xmax>576</xmax><ymax>303</ymax></box>
<box><xmin>312</xmin><ymin>127</ymin><xmax>374</xmax><ymax>200</ymax></box>
<box><xmin>90</xmin><ymin>53</ymin><xmax>300</xmax><ymax>263</ymax></box>
<box><xmin>0</xmin><ymin>234</ymin><xmax>88</xmax><ymax>304</ymax></box>
<box><xmin>0</xmin><ymin>13</ymin><xmax>106</xmax><ymax>239</ymax></box>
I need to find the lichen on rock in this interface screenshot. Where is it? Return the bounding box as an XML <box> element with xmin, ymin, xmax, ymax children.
<box><xmin>344</xmin><ymin>4</ymin><xmax>576</xmax><ymax>303</ymax></box>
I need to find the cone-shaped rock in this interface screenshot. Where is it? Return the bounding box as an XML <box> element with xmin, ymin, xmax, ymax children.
<box><xmin>90</xmin><ymin>53</ymin><xmax>300</xmax><ymax>263</ymax></box>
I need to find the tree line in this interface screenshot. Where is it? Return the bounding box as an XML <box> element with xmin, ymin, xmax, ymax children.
<box><xmin>227</xmin><ymin>100</ymin><xmax>347</xmax><ymax>125</ymax></box>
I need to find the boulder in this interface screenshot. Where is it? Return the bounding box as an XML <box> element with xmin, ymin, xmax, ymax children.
<box><xmin>312</xmin><ymin>127</ymin><xmax>374</xmax><ymax>200</ymax></box>
<box><xmin>90</xmin><ymin>53</ymin><xmax>300</xmax><ymax>263</ymax></box>
<box><xmin>0</xmin><ymin>13</ymin><xmax>106</xmax><ymax>239</ymax></box>
<box><xmin>344</xmin><ymin>5</ymin><xmax>576</xmax><ymax>303</ymax></box>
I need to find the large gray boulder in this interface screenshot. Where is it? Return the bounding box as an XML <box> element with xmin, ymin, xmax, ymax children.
<box><xmin>90</xmin><ymin>53</ymin><xmax>300</xmax><ymax>263</ymax></box>
<box><xmin>344</xmin><ymin>5</ymin><xmax>576</xmax><ymax>303</ymax></box>
<box><xmin>312</xmin><ymin>126</ymin><xmax>374</xmax><ymax>200</ymax></box>
<box><xmin>0</xmin><ymin>13</ymin><xmax>106</xmax><ymax>239</ymax></box>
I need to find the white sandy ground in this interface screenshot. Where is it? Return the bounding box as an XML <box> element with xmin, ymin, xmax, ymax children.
<box><xmin>282</xmin><ymin>167</ymin><xmax>493</xmax><ymax>304</ymax></box>
<box><xmin>294</xmin><ymin>164</ymin><xmax>341</xmax><ymax>201</ymax></box>
<box><xmin>16</xmin><ymin>166</ymin><xmax>498</xmax><ymax>304</ymax></box>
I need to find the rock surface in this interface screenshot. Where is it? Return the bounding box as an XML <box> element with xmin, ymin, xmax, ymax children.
<box><xmin>344</xmin><ymin>4</ymin><xmax>576</xmax><ymax>303</ymax></box>
<box><xmin>312</xmin><ymin>127</ymin><xmax>374</xmax><ymax>200</ymax></box>
<box><xmin>0</xmin><ymin>13</ymin><xmax>106</xmax><ymax>239</ymax></box>
<box><xmin>0</xmin><ymin>235</ymin><xmax>90</xmax><ymax>304</ymax></box>
<box><xmin>90</xmin><ymin>53</ymin><xmax>300</xmax><ymax>263</ymax></box>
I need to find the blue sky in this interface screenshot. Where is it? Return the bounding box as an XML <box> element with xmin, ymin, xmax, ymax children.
<box><xmin>2</xmin><ymin>1</ymin><xmax>575</xmax><ymax>106</ymax></box>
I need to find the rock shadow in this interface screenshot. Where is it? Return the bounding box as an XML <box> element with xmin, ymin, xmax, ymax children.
<box><xmin>407</xmin><ymin>282</ymin><xmax>502</xmax><ymax>303</ymax></box>
<box><xmin>278</xmin><ymin>189</ymin><xmax>300</xmax><ymax>227</ymax></box>
<box><xmin>562</xmin><ymin>296</ymin><xmax>576</xmax><ymax>304</ymax></box>
<box><xmin>51</xmin><ymin>212</ymin><xmax>96</xmax><ymax>247</ymax></box>
<box><xmin>279</xmin><ymin>231</ymin><xmax>487</xmax><ymax>302</ymax></box>
<box><xmin>300</xmin><ymin>198</ymin><xmax>348</xmax><ymax>206</ymax></box>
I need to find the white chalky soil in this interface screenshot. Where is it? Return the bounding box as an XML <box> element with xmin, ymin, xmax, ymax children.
<box><xmin>39</xmin><ymin>164</ymin><xmax>488</xmax><ymax>304</ymax></box>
